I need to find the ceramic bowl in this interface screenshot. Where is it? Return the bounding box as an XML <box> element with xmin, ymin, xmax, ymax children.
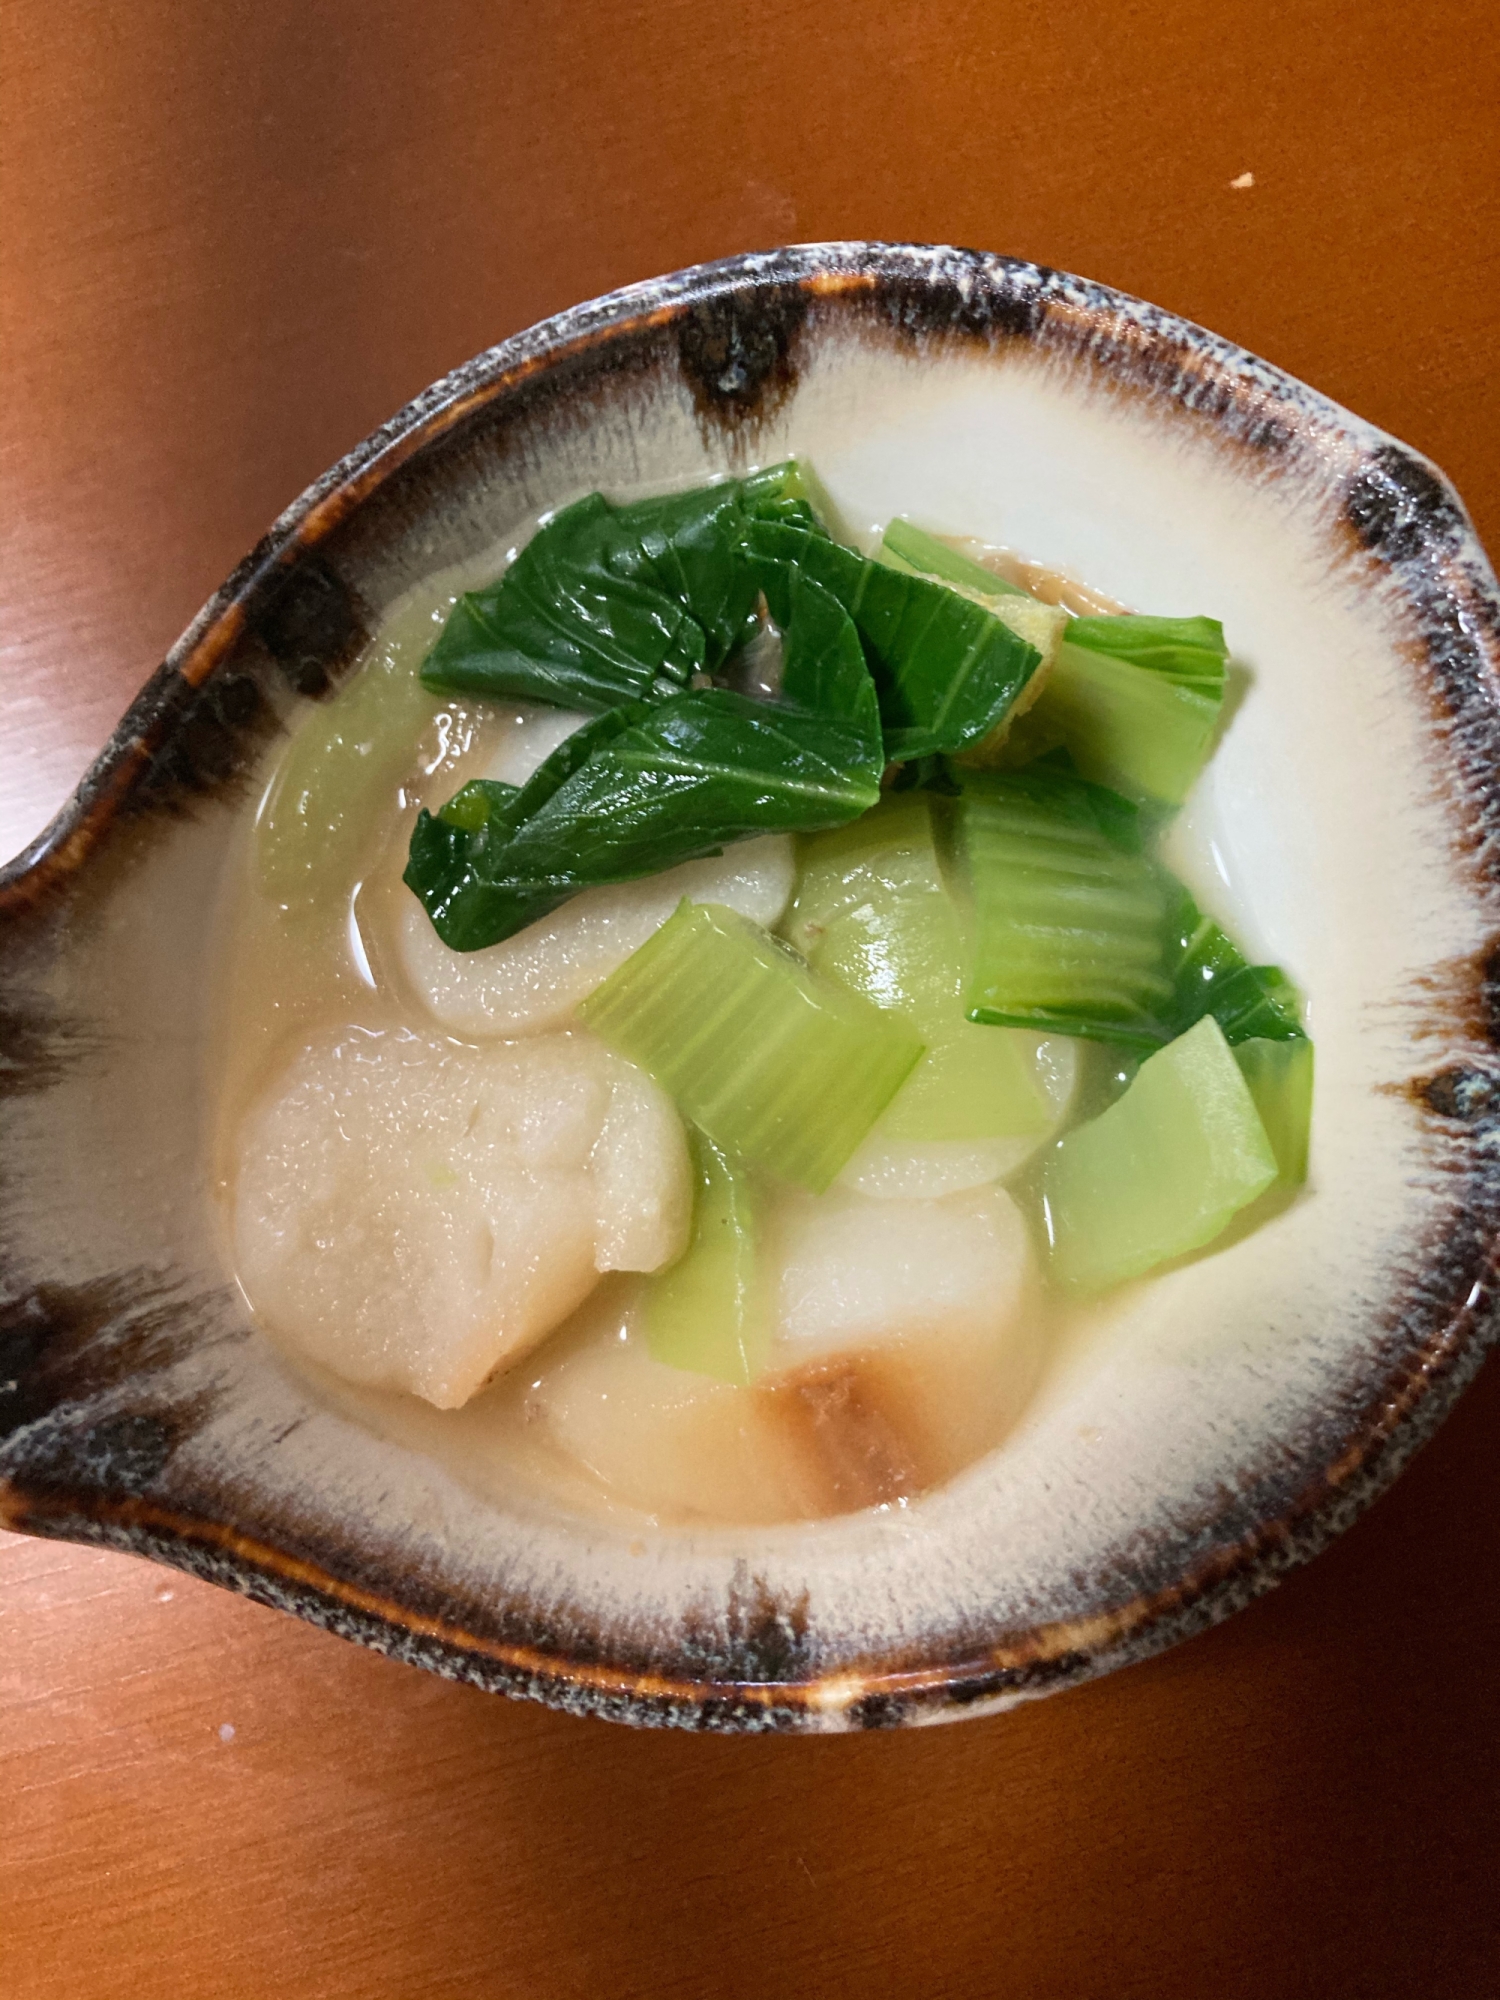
<box><xmin>4</xmin><ymin>244</ymin><xmax>1499</xmax><ymax>1732</ymax></box>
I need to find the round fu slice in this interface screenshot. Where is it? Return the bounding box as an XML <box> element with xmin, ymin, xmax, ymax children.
<box><xmin>233</xmin><ymin>1025</ymin><xmax>689</xmax><ymax>1408</ymax></box>
<box><xmin>524</xmin><ymin>1184</ymin><xmax>1048</xmax><ymax>1524</ymax></box>
<box><xmin>761</xmin><ymin>1184</ymin><xmax>1047</xmax><ymax>1506</ymax></box>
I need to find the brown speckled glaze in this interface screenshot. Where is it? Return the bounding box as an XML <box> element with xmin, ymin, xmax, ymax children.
<box><xmin>3</xmin><ymin>244</ymin><xmax>1499</xmax><ymax>1731</ymax></box>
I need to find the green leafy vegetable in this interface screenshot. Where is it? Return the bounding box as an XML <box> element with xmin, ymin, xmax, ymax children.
<box><xmin>579</xmin><ymin>899</ymin><xmax>924</xmax><ymax>1191</ymax></box>
<box><xmin>957</xmin><ymin>763</ymin><xmax>1309</xmax><ymax>1050</ymax></box>
<box><xmin>958</xmin><ymin>765</ymin><xmax>1178</xmax><ymax>1048</ymax></box>
<box><xmin>642</xmin><ymin>1130</ymin><xmax>767</xmax><ymax>1384</ymax></box>
<box><xmin>786</xmin><ymin>796</ymin><xmax>1054</xmax><ymax>1142</ymax></box>
<box><xmin>437</xmin><ymin>778</ymin><xmax>519</xmax><ymax>832</ymax></box>
<box><xmin>878</xmin><ymin>518</ymin><xmax>1029</xmax><ymax>597</ymax></box>
<box><xmin>750</xmin><ymin>560</ymin><xmax>881</xmax><ymax>751</ymax></box>
<box><xmin>1168</xmin><ymin>889</ymin><xmax>1307</xmax><ymax>1044</ymax></box>
<box><xmin>406</xmin><ymin>537</ymin><xmax>884</xmax><ymax>953</ymax></box>
<box><xmin>419</xmin><ymin>486</ymin><xmax>751</xmax><ymax>711</ymax></box>
<box><xmin>742</xmin><ymin>521</ymin><xmax>1045</xmax><ymax>760</ymax></box>
<box><xmin>1041</xmin><ymin>1014</ymin><xmax>1279</xmax><ymax>1292</ymax></box>
<box><xmin>742</xmin><ymin>458</ymin><xmax>839</xmax><ymax>536</ymax></box>
<box><xmin>1066</xmin><ymin>614</ymin><xmax>1228</xmax><ymax>694</ymax></box>
<box><xmin>870</xmin><ymin>582</ymin><xmax>1229</xmax><ymax>802</ymax></box>
<box><xmin>1025</xmin><ymin>639</ymin><xmax>1223</xmax><ymax>806</ymax></box>
<box><xmin>1232</xmin><ymin>1036</ymin><xmax>1313</xmax><ymax>1187</ymax></box>
<box><xmin>418</xmin><ymin>465</ymin><xmax>838</xmax><ymax>715</ymax></box>
<box><xmin>404</xmin><ymin>682</ymin><xmax>882</xmax><ymax>951</ymax></box>
<box><xmin>405</xmin><ymin>707</ymin><xmax>642</xmax><ymax>946</ymax></box>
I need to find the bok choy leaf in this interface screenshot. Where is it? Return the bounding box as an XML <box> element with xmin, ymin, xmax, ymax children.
<box><xmin>741</xmin><ymin>521</ymin><xmax>1044</xmax><ymax>761</ymax></box>
<box><xmin>1065</xmin><ymin>615</ymin><xmax>1228</xmax><ymax>693</ymax></box>
<box><xmin>580</xmin><ymin>899</ymin><xmax>924</xmax><ymax>1191</ymax></box>
<box><xmin>642</xmin><ymin>1129</ymin><xmax>768</xmax><ymax>1383</ymax></box>
<box><xmin>418</xmin><ymin>464</ymin><xmax>836</xmax><ymax>714</ymax></box>
<box><xmin>405</xmin><ymin>566</ymin><xmax>883</xmax><ymax>952</ymax></box>
<box><xmin>1041</xmin><ymin>1014</ymin><xmax>1279</xmax><ymax>1292</ymax></box>
<box><xmin>957</xmin><ymin>761</ymin><xmax>1308</xmax><ymax>1049</ymax></box>
<box><xmin>419</xmin><ymin>486</ymin><xmax>754</xmax><ymax>711</ymax></box>
<box><xmin>1024</xmin><ymin>641</ymin><xmax>1224</xmax><ymax>805</ymax></box>
<box><xmin>878</xmin><ymin>517</ymin><xmax>1030</xmax><ymax>597</ymax></box>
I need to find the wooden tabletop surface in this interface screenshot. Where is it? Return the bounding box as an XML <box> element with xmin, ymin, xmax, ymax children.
<box><xmin>4</xmin><ymin>3</ymin><xmax>1499</xmax><ymax>1994</ymax></box>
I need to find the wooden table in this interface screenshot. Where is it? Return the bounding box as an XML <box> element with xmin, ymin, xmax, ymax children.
<box><xmin>4</xmin><ymin>3</ymin><xmax>1498</xmax><ymax>1993</ymax></box>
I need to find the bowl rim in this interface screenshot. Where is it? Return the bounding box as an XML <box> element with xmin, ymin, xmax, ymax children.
<box><xmin>4</xmin><ymin>241</ymin><xmax>1500</xmax><ymax>1731</ymax></box>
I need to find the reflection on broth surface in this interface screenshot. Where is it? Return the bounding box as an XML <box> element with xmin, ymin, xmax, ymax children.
<box><xmin>214</xmin><ymin>494</ymin><xmax>1295</xmax><ymax>1528</ymax></box>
